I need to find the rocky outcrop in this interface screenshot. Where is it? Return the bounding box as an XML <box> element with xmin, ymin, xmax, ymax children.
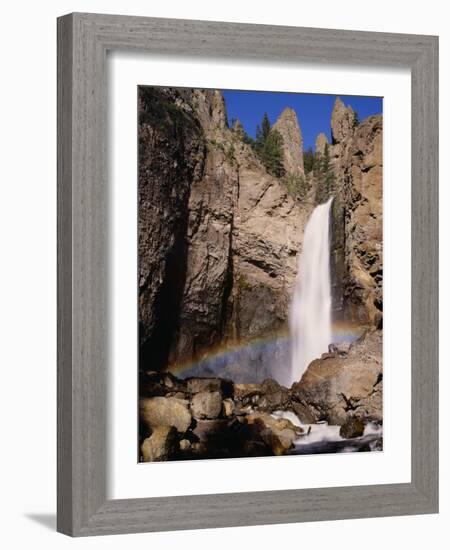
<box><xmin>232</xmin><ymin>153</ymin><xmax>309</xmax><ymax>343</ymax></box>
<box><xmin>332</xmin><ymin>115</ymin><xmax>383</xmax><ymax>326</ymax></box>
<box><xmin>315</xmin><ymin>132</ymin><xmax>329</xmax><ymax>156</ymax></box>
<box><xmin>138</xmin><ymin>88</ymin><xmax>206</xmax><ymax>370</ymax></box>
<box><xmin>311</xmin><ymin>97</ymin><xmax>382</xmax><ymax>327</ymax></box>
<box><xmin>272</xmin><ymin>107</ymin><xmax>304</xmax><ymax>176</ymax></box>
<box><xmin>292</xmin><ymin>329</ymin><xmax>382</xmax><ymax>425</ymax></box>
<box><xmin>331</xmin><ymin>97</ymin><xmax>356</xmax><ymax>145</ymax></box>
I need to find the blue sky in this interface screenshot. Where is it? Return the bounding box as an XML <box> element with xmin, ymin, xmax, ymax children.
<box><xmin>221</xmin><ymin>90</ymin><xmax>382</xmax><ymax>151</ymax></box>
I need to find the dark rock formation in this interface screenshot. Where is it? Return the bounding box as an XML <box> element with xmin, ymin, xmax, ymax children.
<box><xmin>138</xmin><ymin>88</ymin><xmax>207</xmax><ymax>370</ymax></box>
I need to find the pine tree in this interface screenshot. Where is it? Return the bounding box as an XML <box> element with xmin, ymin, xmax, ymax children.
<box><xmin>255</xmin><ymin>113</ymin><xmax>271</xmax><ymax>155</ymax></box>
<box><xmin>314</xmin><ymin>143</ymin><xmax>335</xmax><ymax>204</ymax></box>
<box><xmin>303</xmin><ymin>147</ymin><xmax>315</xmax><ymax>174</ymax></box>
<box><xmin>251</xmin><ymin>113</ymin><xmax>285</xmax><ymax>178</ymax></box>
<box><xmin>261</xmin><ymin>129</ymin><xmax>285</xmax><ymax>177</ymax></box>
<box><xmin>261</xmin><ymin>113</ymin><xmax>271</xmax><ymax>141</ymax></box>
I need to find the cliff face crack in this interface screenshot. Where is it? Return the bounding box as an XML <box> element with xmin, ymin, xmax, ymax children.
<box><xmin>251</xmin><ymin>181</ymin><xmax>274</xmax><ymax>210</ymax></box>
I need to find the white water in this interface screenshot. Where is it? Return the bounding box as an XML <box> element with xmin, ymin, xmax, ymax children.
<box><xmin>289</xmin><ymin>198</ymin><xmax>333</xmax><ymax>383</ymax></box>
<box><xmin>272</xmin><ymin>410</ymin><xmax>383</xmax><ymax>451</ymax></box>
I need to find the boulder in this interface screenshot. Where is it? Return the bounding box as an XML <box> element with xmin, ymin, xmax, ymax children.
<box><xmin>190</xmin><ymin>391</ymin><xmax>223</xmax><ymax>419</ymax></box>
<box><xmin>179</xmin><ymin>439</ymin><xmax>191</xmax><ymax>451</ymax></box>
<box><xmin>291</xmin><ymin>400</ymin><xmax>317</xmax><ymax>424</ymax></box>
<box><xmin>141</xmin><ymin>426</ymin><xmax>178</xmax><ymax>461</ymax></box>
<box><xmin>328</xmin><ymin>341</ymin><xmax>351</xmax><ymax>356</ymax></box>
<box><xmin>186</xmin><ymin>377</ymin><xmax>233</xmax><ymax>397</ymax></box>
<box><xmin>222</xmin><ymin>398</ymin><xmax>235</xmax><ymax>417</ymax></box>
<box><xmin>192</xmin><ymin>418</ymin><xmax>229</xmax><ymax>443</ymax></box>
<box><xmin>246</xmin><ymin>412</ymin><xmax>303</xmax><ymax>455</ymax></box>
<box><xmin>293</xmin><ymin>330</ymin><xmax>382</xmax><ymax>425</ymax></box>
<box><xmin>139</xmin><ymin>396</ymin><xmax>192</xmax><ymax>433</ymax></box>
<box><xmin>257</xmin><ymin>379</ymin><xmax>291</xmax><ymax>412</ymax></box>
<box><xmin>234</xmin><ymin>379</ymin><xmax>291</xmax><ymax>412</ymax></box>
<box><xmin>340</xmin><ymin>416</ymin><xmax>365</xmax><ymax>438</ymax></box>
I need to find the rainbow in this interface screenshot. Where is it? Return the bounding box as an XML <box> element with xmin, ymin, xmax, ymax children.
<box><xmin>167</xmin><ymin>321</ymin><xmax>364</xmax><ymax>382</ymax></box>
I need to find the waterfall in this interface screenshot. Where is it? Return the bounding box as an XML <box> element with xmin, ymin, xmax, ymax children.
<box><xmin>289</xmin><ymin>197</ymin><xmax>333</xmax><ymax>383</ymax></box>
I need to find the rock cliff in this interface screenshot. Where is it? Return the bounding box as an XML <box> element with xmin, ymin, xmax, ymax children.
<box><xmin>315</xmin><ymin>132</ymin><xmax>328</xmax><ymax>156</ymax></box>
<box><xmin>309</xmin><ymin>98</ymin><xmax>382</xmax><ymax>327</ymax></box>
<box><xmin>328</xmin><ymin>103</ymin><xmax>383</xmax><ymax>327</ymax></box>
<box><xmin>138</xmin><ymin>89</ymin><xmax>384</xmax><ymax>454</ymax></box>
<box><xmin>272</xmin><ymin>107</ymin><xmax>304</xmax><ymax>176</ymax></box>
<box><xmin>139</xmin><ymin>88</ymin><xmax>382</xmax><ymax>378</ymax></box>
<box><xmin>331</xmin><ymin>96</ymin><xmax>356</xmax><ymax>145</ymax></box>
<box><xmin>139</xmin><ymin>88</ymin><xmax>311</xmax><ymax>373</ymax></box>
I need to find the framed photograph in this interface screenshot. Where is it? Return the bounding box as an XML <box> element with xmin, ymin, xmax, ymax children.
<box><xmin>57</xmin><ymin>13</ymin><xmax>438</xmax><ymax>536</ymax></box>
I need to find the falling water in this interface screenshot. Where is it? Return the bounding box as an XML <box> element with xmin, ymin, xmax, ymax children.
<box><xmin>290</xmin><ymin>197</ymin><xmax>333</xmax><ymax>383</ymax></box>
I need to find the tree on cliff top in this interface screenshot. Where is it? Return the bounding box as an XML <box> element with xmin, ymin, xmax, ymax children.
<box><xmin>251</xmin><ymin>112</ymin><xmax>285</xmax><ymax>178</ymax></box>
<box><xmin>261</xmin><ymin>129</ymin><xmax>285</xmax><ymax>177</ymax></box>
<box><xmin>255</xmin><ymin>112</ymin><xmax>272</xmax><ymax>153</ymax></box>
<box><xmin>303</xmin><ymin>147</ymin><xmax>315</xmax><ymax>174</ymax></box>
<box><xmin>314</xmin><ymin>143</ymin><xmax>336</xmax><ymax>204</ymax></box>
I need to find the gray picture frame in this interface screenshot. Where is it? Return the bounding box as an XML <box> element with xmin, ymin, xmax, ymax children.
<box><xmin>57</xmin><ymin>12</ymin><xmax>439</xmax><ymax>537</ymax></box>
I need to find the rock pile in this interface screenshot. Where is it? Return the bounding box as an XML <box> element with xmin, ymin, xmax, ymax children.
<box><xmin>139</xmin><ymin>329</ymin><xmax>382</xmax><ymax>461</ymax></box>
<box><xmin>139</xmin><ymin>372</ymin><xmax>304</xmax><ymax>461</ymax></box>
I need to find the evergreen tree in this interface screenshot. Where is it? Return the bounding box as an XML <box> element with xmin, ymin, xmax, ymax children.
<box><xmin>255</xmin><ymin>113</ymin><xmax>271</xmax><ymax>155</ymax></box>
<box><xmin>303</xmin><ymin>147</ymin><xmax>315</xmax><ymax>174</ymax></box>
<box><xmin>314</xmin><ymin>143</ymin><xmax>336</xmax><ymax>204</ymax></box>
<box><xmin>261</xmin><ymin>129</ymin><xmax>285</xmax><ymax>177</ymax></box>
<box><xmin>242</xmin><ymin>131</ymin><xmax>255</xmax><ymax>147</ymax></box>
<box><xmin>251</xmin><ymin>113</ymin><xmax>285</xmax><ymax>178</ymax></box>
<box><xmin>261</xmin><ymin>113</ymin><xmax>271</xmax><ymax>141</ymax></box>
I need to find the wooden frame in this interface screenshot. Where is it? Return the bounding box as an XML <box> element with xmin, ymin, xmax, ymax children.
<box><xmin>57</xmin><ymin>12</ymin><xmax>439</xmax><ymax>536</ymax></box>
